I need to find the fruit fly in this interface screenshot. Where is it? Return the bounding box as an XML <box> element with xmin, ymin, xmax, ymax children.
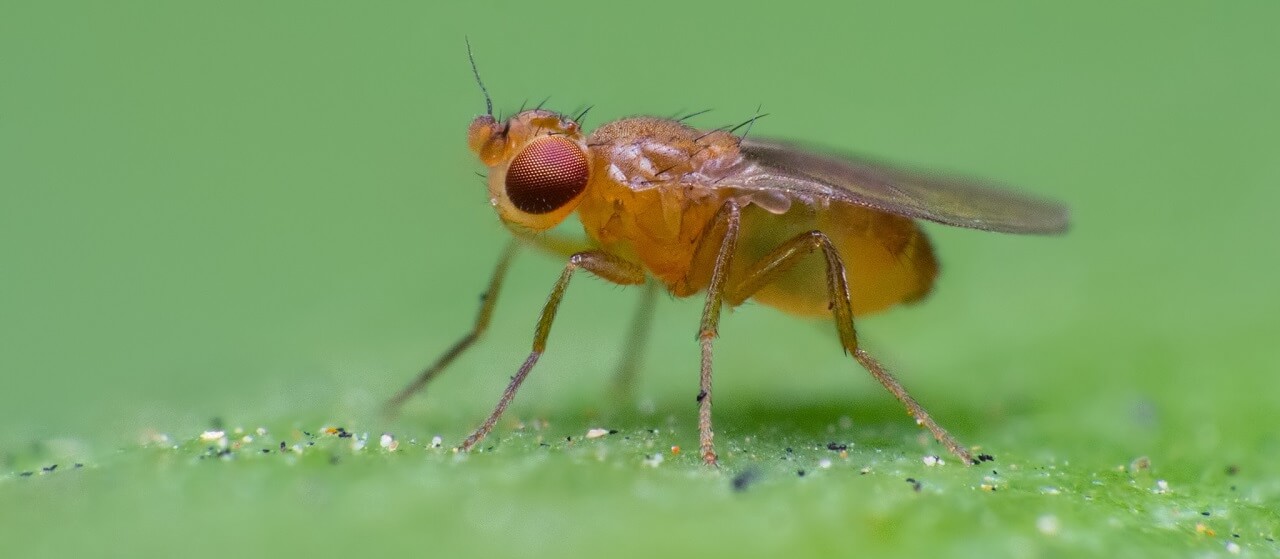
<box><xmin>386</xmin><ymin>43</ymin><xmax>1069</xmax><ymax>466</ymax></box>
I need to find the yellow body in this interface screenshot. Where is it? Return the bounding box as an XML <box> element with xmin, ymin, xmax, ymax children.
<box><xmin>470</xmin><ymin>111</ymin><xmax>938</xmax><ymax>318</ymax></box>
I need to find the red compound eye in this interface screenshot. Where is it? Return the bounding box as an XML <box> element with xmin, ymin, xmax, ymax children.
<box><xmin>504</xmin><ymin>136</ymin><xmax>589</xmax><ymax>214</ymax></box>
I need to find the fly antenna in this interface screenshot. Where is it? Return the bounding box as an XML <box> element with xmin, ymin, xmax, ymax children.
<box><xmin>465</xmin><ymin>37</ymin><xmax>493</xmax><ymax>118</ymax></box>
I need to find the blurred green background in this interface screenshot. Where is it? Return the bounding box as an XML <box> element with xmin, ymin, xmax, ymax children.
<box><xmin>3</xmin><ymin>1</ymin><xmax>1278</xmax><ymax>557</ymax></box>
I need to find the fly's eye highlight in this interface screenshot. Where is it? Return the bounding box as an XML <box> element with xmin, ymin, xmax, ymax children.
<box><xmin>504</xmin><ymin>136</ymin><xmax>589</xmax><ymax>214</ymax></box>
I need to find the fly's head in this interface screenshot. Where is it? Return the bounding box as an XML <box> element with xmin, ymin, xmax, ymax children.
<box><xmin>468</xmin><ymin>110</ymin><xmax>590</xmax><ymax>231</ymax></box>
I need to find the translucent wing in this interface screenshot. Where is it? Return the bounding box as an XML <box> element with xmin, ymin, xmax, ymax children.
<box><xmin>733</xmin><ymin>139</ymin><xmax>1069</xmax><ymax>234</ymax></box>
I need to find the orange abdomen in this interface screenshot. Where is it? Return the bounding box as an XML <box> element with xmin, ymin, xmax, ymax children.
<box><xmin>730</xmin><ymin>201</ymin><xmax>938</xmax><ymax>317</ymax></box>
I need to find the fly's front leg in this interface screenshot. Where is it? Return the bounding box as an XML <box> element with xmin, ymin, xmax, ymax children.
<box><xmin>459</xmin><ymin>251</ymin><xmax>646</xmax><ymax>452</ymax></box>
<box><xmin>384</xmin><ymin>240</ymin><xmax>519</xmax><ymax>415</ymax></box>
<box><xmin>689</xmin><ymin>200</ymin><xmax>743</xmax><ymax>466</ymax></box>
<box><xmin>725</xmin><ymin>230</ymin><xmax>975</xmax><ymax>465</ymax></box>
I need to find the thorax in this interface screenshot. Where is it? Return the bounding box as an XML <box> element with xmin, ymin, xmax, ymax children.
<box><xmin>575</xmin><ymin>117</ymin><xmax>743</xmax><ymax>294</ymax></box>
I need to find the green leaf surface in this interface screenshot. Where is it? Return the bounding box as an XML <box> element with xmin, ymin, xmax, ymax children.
<box><xmin>3</xmin><ymin>2</ymin><xmax>1278</xmax><ymax>558</ymax></box>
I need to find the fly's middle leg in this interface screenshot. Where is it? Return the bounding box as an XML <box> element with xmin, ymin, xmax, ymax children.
<box><xmin>689</xmin><ymin>200</ymin><xmax>743</xmax><ymax>466</ymax></box>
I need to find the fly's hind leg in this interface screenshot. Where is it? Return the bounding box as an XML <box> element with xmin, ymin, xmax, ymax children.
<box><xmin>459</xmin><ymin>250</ymin><xmax>646</xmax><ymax>451</ymax></box>
<box><xmin>724</xmin><ymin>230</ymin><xmax>976</xmax><ymax>465</ymax></box>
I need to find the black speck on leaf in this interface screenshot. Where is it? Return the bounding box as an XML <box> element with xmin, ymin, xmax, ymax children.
<box><xmin>731</xmin><ymin>469</ymin><xmax>759</xmax><ymax>492</ymax></box>
<box><xmin>19</xmin><ymin>471</ymin><xmax>34</xmax><ymax>477</ymax></box>
<box><xmin>43</xmin><ymin>464</ymin><xmax>57</xmax><ymax>472</ymax></box>
<box><xmin>826</xmin><ymin>442</ymin><xmax>847</xmax><ymax>451</ymax></box>
<box><xmin>905</xmin><ymin>478</ymin><xmax>922</xmax><ymax>492</ymax></box>
<box><xmin>977</xmin><ymin>453</ymin><xmax>995</xmax><ymax>462</ymax></box>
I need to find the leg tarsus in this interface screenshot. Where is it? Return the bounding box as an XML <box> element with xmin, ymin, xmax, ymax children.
<box><xmin>698</xmin><ymin>336</ymin><xmax>719</xmax><ymax>466</ymax></box>
<box><xmin>853</xmin><ymin>348</ymin><xmax>975</xmax><ymax>464</ymax></box>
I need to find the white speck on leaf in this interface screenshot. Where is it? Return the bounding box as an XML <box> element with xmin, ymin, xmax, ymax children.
<box><xmin>1036</xmin><ymin>515</ymin><xmax>1060</xmax><ymax>536</ymax></box>
<box><xmin>199</xmin><ymin>430</ymin><xmax>225</xmax><ymax>442</ymax></box>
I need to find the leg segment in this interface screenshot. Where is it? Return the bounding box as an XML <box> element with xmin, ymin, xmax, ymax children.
<box><xmin>691</xmin><ymin>200</ymin><xmax>743</xmax><ymax>466</ymax></box>
<box><xmin>384</xmin><ymin>240</ymin><xmax>519</xmax><ymax>415</ymax></box>
<box><xmin>459</xmin><ymin>251</ymin><xmax>646</xmax><ymax>451</ymax></box>
<box><xmin>609</xmin><ymin>280</ymin><xmax>659</xmax><ymax>404</ymax></box>
<box><xmin>725</xmin><ymin>230</ymin><xmax>975</xmax><ymax>465</ymax></box>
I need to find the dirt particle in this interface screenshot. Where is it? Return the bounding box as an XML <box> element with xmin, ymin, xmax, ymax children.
<box><xmin>1129</xmin><ymin>456</ymin><xmax>1151</xmax><ymax>472</ymax></box>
